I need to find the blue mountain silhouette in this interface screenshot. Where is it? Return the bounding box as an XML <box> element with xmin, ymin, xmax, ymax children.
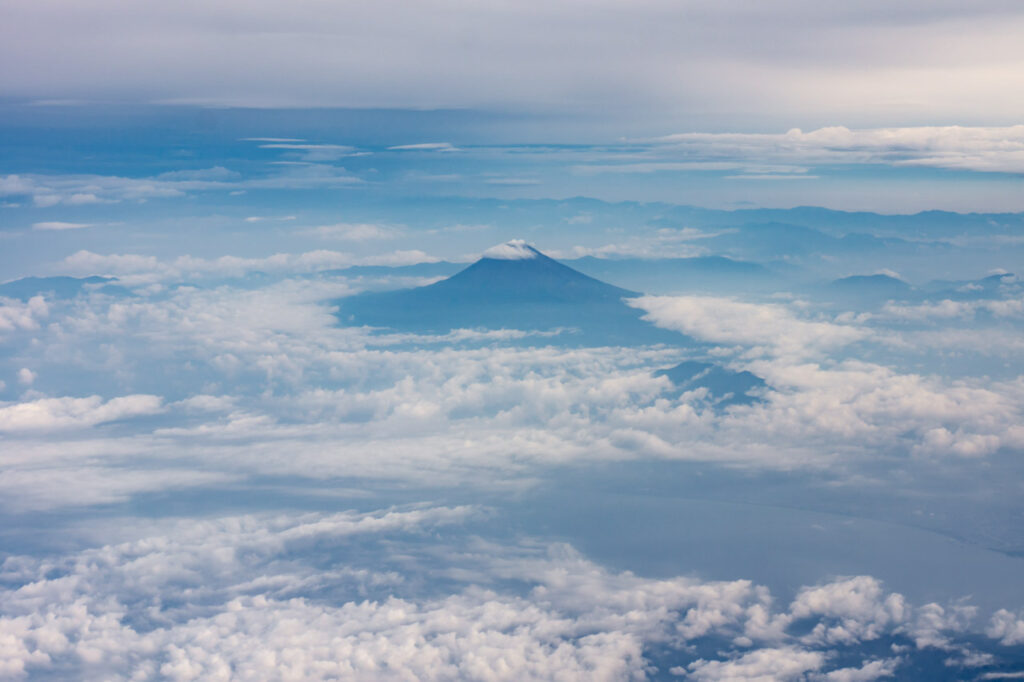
<box><xmin>335</xmin><ymin>241</ymin><xmax>690</xmax><ymax>345</ymax></box>
<box><xmin>655</xmin><ymin>360</ymin><xmax>766</xmax><ymax>408</ymax></box>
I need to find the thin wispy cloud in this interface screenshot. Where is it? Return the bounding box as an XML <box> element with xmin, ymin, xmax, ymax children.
<box><xmin>1</xmin><ymin>165</ymin><xmax>363</xmax><ymax>206</ymax></box>
<box><xmin>303</xmin><ymin>222</ymin><xmax>403</xmax><ymax>241</ymax></box>
<box><xmin>32</xmin><ymin>221</ymin><xmax>92</xmax><ymax>230</ymax></box>
<box><xmin>388</xmin><ymin>142</ymin><xmax>461</xmax><ymax>152</ymax></box>
<box><xmin>655</xmin><ymin>125</ymin><xmax>1024</xmax><ymax>174</ymax></box>
<box><xmin>258</xmin><ymin>143</ymin><xmax>365</xmax><ymax>161</ymax></box>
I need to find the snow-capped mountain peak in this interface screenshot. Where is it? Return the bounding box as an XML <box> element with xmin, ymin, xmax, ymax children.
<box><xmin>481</xmin><ymin>239</ymin><xmax>539</xmax><ymax>260</ymax></box>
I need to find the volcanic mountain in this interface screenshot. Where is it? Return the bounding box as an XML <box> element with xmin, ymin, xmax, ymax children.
<box><xmin>335</xmin><ymin>240</ymin><xmax>689</xmax><ymax>345</ymax></box>
<box><xmin>654</xmin><ymin>360</ymin><xmax>766</xmax><ymax>408</ymax></box>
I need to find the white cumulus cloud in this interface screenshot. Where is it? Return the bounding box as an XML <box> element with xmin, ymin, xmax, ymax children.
<box><xmin>0</xmin><ymin>394</ymin><xmax>163</xmax><ymax>431</ymax></box>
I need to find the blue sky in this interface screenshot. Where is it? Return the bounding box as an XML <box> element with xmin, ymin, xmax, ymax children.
<box><xmin>3</xmin><ymin>2</ymin><xmax>1024</xmax><ymax>680</ymax></box>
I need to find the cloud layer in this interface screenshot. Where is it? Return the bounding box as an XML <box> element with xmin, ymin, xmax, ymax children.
<box><xmin>1</xmin><ymin>506</ymin><xmax>1016</xmax><ymax>680</ymax></box>
<box><xmin>1</xmin><ymin>274</ymin><xmax>1022</xmax><ymax>523</ymax></box>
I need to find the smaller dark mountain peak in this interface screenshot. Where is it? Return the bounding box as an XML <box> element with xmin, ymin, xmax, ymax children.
<box><xmin>655</xmin><ymin>360</ymin><xmax>767</xmax><ymax>408</ymax></box>
<box><xmin>982</xmin><ymin>271</ymin><xmax>1015</xmax><ymax>284</ymax></box>
<box><xmin>822</xmin><ymin>273</ymin><xmax>912</xmax><ymax>305</ymax></box>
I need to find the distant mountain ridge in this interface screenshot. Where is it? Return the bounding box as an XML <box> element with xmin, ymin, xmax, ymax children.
<box><xmin>0</xmin><ymin>275</ymin><xmax>129</xmax><ymax>300</ymax></box>
<box><xmin>567</xmin><ymin>255</ymin><xmax>777</xmax><ymax>294</ymax></box>
<box><xmin>827</xmin><ymin>273</ymin><xmax>913</xmax><ymax>301</ymax></box>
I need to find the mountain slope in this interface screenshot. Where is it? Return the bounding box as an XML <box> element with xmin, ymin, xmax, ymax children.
<box><xmin>415</xmin><ymin>242</ymin><xmax>638</xmax><ymax>304</ymax></box>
